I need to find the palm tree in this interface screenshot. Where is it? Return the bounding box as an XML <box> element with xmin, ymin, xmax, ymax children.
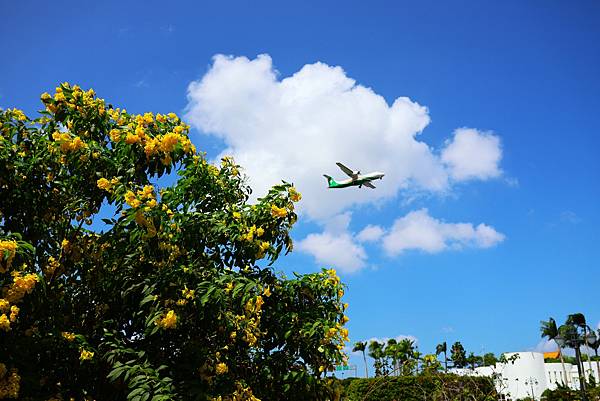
<box><xmin>385</xmin><ymin>339</ymin><xmax>398</xmax><ymax>376</ymax></box>
<box><xmin>368</xmin><ymin>340</ymin><xmax>385</xmax><ymax>377</ymax></box>
<box><xmin>567</xmin><ymin>313</ymin><xmax>594</xmax><ymax>376</ymax></box>
<box><xmin>541</xmin><ymin>317</ymin><xmax>569</xmax><ymax>385</ymax></box>
<box><xmin>466</xmin><ymin>352</ymin><xmax>478</xmax><ymax>370</ymax></box>
<box><xmin>397</xmin><ymin>338</ymin><xmax>415</xmax><ymax>375</ymax></box>
<box><xmin>559</xmin><ymin>323</ymin><xmax>587</xmax><ymax>392</ymax></box>
<box><xmin>436</xmin><ymin>342</ymin><xmax>448</xmax><ymax>372</ymax></box>
<box><xmin>413</xmin><ymin>348</ymin><xmax>422</xmax><ymax>375</ymax></box>
<box><xmin>353</xmin><ymin>341</ymin><xmax>369</xmax><ymax>378</ymax></box>
<box><xmin>588</xmin><ymin>329</ymin><xmax>600</xmax><ymax>383</ymax></box>
<box><xmin>450</xmin><ymin>341</ymin><xmax>467</xmax><ymax>368</ymax></box>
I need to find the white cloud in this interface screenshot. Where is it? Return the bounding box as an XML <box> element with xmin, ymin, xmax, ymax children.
<box><xmin>441</xmin><ymin>128</ymin><xmax>502</xmax><ymax>181</ymax></box>
<box><xmin>296</xmin><ymin>213</ymin><xmax>367</xmax><ymax>273</ymax></box>
<box><xmin>533</xmin><ymin>339</ymin><xmax>559</xmax><ymax>353</ymax></box>
<box><xmin>356</xmin><ymin>224</ymin><xmax>385</xmax><ymax>243</ymax></box>
<box><xmin>382</xmin><ymin>209</ymin><xmax>504</xmax><ymax>256</ymax></box>
<box><xmin>298</xmin><ymin>209</ymin><xmax>504</xmax><ymax>272</ymax></box>
<box><xmin>186</xmin><ymin>55</ymin><xmax>506</xmax><ymax>271</ymax></box>
<box><xmin>185</xmin><ymin>54</ymin><xmax>503</xmax><ymax>220</ymax></box>
<box><xmin>560</xmin><ymin>211</ymin><xmax>581</xmax><ymax>224</ymax></box>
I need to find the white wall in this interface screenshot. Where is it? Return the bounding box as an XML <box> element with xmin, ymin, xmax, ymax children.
<box><xmin>450</xmin><ymin>352</ymin><xmax>600</xmax><ymax>400</ymax></box>
<box><xmin>499</xmin><ymin>352</ymin><xmax>547</xmax><ymax>400</ymax></box>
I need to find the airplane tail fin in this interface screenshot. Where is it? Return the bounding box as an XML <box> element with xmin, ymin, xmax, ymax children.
<box><xmin>323</xmin><ymin>174</ymin><xmax>336</xmax><ymax>188</ymax></box>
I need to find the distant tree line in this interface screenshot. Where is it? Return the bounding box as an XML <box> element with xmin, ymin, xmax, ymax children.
<box><xmin>352</xmin><ymin>339</ymin><xmax>500</xmax><ymax>378</ymax></box>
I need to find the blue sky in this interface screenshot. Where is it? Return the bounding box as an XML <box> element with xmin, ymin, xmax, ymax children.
<box><xmin>2</xmin><ymin>0</ymin><xmax>599</xmax><ymax>375</ymax></box>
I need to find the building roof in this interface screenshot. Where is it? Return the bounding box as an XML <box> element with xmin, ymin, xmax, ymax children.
<box><xmin>544</xmin><ymin>350</ymin><xmax>561</xmax><ymax>359</ymax></box>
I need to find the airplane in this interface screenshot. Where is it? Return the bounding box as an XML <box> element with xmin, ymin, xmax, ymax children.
<box><xmin>323</xmin><ymin>162</ymin><xmax>385</xmax><ymax>189</ymax></box>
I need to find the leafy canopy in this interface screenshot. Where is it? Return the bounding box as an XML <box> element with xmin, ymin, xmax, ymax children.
<box><xmin>0</xmin><ymin>83</ymin><xmax>349</xmax><ymax>401</ymax></box>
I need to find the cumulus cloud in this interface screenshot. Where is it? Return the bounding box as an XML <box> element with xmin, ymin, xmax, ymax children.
<box><xmin>441</xmin><ymin>128</ymin><xmax>502</xmax><ymax>181</ymax></box>
<box><xmin>356</xmin><ymin>224</ymin><xmax>385</xmax><ymax>243</ymax></box>
<box><xmin>533</xmin><ymin>339</ymin><xmax>559</xmax><ymax>353</ymax></box>
<box><xmin>186</xmin><ymin>55</ymin><xmax>506</xmax><ymax>272</ymax></box>
<box><xmin>296</xmin><ymin>213</ymin><xmax>367</xmax><ymax>273</ymax></box>
<box><xmin>298</xmin><ymin>209</ymin><xmax>504</xmax><ymax>272</ymax></box>
<box><xmin>185</xmin><ymin>54</ymin><xmax>503</xmax><ymax>220</ymax></box>
<box><xmin>382</xmin><ymin>209</ymin><xmax>505</xmax><ymax>256</ymax></box>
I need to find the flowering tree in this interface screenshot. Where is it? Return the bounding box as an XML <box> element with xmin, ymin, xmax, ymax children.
<box><xmin>0</xmin><ymin>83</ymin><xmax>348</xmax><ymax>400</ymax></box>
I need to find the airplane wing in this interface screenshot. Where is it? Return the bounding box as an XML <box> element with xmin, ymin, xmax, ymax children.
<box><xmin>336</xmin><ymin>162</ymin><xmax>355</xmax><ymax>178</ymax></box>
<box><xmin>363</xmin><ymin>181</ymin><xmax>376</xmax><ymax>189</ymax></box>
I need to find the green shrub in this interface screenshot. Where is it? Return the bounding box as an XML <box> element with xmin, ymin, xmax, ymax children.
<box><xmin>341</xmin><ymin>374</ymin><xmax>496</xmax><ymax>401</ymax></box>
<box><xmin>541</xmin><ymin>386</ymin><xmax>600</xmax><ymax>401</ymax></box>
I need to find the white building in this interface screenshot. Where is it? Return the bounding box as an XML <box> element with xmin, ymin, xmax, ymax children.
<box><xmin>453</xmin><ymin>352</ymin><xmax>600</xmax><ymax>400</ymax></box>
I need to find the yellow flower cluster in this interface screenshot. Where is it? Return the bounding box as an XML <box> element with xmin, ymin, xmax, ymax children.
<box><xmin>245</xmin><ymin>296</ymin><xmax>264</xmax><ymax>315</ymax></box>
<box><xmin>207</xmin><ymin>165</ymin><xmax>219</xmax><ymax>176</ymax></box>
<box><xmin>0</xmin><ymin>240</ymin><xmax>17</xmax><ymax>273</ymax></box>
<box><xmin>42</xmin><ymin>83</ymin><xmax>104</xmax><ymax>117</ymax></box>
<box><xmin>124</xmin><ymin>191</ymin><xmax>141</xmax><ymax>208</ymax></box>
<box><xmin>256</xmin><ymin>241</ymin><xmax>270</xmax><ymax>259</ymax></box>
<box><xmin>232</xmin><ymin>295</ymin><xmax>266</xmax><ymax>347</ymax></box>
<box><xmin>62</xmin><ymin>332</ymin><xmax>76</xmax><ymax>341</ymax></box>
<box><xmin>270</xmin><ymin>205</ymin><xmax>287</xmax><ymax>218</ymax></box>
<box><xmin>156</xmin><ymin>309</ymin><xmax>177</xmax><ymax>329</ymax></box>
<box><xmin>79</xmin><ymin>349</ymin><xmax>94</xmax><ymax>361</ymax></box>
<box><xmin>41</xmin><ymin>83</ymin><xmax>195</xmax><ymax>165</ymax></box>
<box><xmin>325</xmin><ymin>268</ymin><xmax>340</xmax><ymax>287</ymax></box>
<box><xmin>124</xmin><ymin>185</ymin><xmax>158</xmax><ymax>211</ymax></box>
<box><xmin>44</xmin><ymin>256</ymin><xmax>60</xmax><ymax>278</ymax></box>
<box><xmin>158</xmin><ymin>238</ymin><xmax>181</xmax><ymax>262</ymax></box>
<box><xmin>109</xmin><ymin>112</ymin><xmax>195</xmax><ymax>165</ymax></box>
<box><xmin>220</xmin><ymin>156</ymin><xmax>240</xmax><ymax>176</ymax></box>
<box><xmin>0</xmin><ymin>364</ymin><xmax>20</xmax><ymax>399</ymax></box>
<box><xmin>182</xmin><ymin>286</ymin><xmax>195</xmax><ymax>300</ymax></box>
<box><xmin>215</xmin><ymin>362</ymin><xmax>228</xmax><ymax>375</ymax></box>
<box><xmin>3</xmin><ymin>272</ymin><xmax>39</xmax><ymax>304</ymax></box>
<box><xmin>6</xmin><ymin>108</ymin><xmax>26</xmax><ymax>121</ymax></box>
<box><xmin>0</xmin><ymin>315</ymin><xmax>9</xmax><ymax>332</ymax></box>
<box><xmin>211</xmin><ymin>382</ymin><xmax>261</xmax><ymax>401</ymax></box>
<box><xmin>51</xmin><ymin>131</ymin><xmax>87</xmax><ymax>153</ymax></box>
<box><xmin>324</xmin><ymin>323</ymin><xmax>350</xmax><ymax>344</ymax></box>
<box><xmin>8</xmin><ymin>306</ymin><xmax>18</xmax><ymax>323</ymax></box>
<box><xmin>96</xmin><ymin>177</ymin><xmax>119</xmax><ymax>192</ymax></box>
<box><xmin>0</xmin><ymin>272</ymin><xmax>39</xmax><ymax>331</ymax></box>
<box><xmin>240</xmin><ymin>225</ymin><xmax>264</xmax><ymax>242</ymax></box>
<box><xmin>288</xmin><ymin>187</ymin><xmax>302</xmax><ymax>202</ymax></box>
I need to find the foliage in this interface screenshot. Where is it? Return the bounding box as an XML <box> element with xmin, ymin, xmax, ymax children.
<box><xmin>450</xmin><ymin>342</ymin><xmax>467</xmax><ymax>369</ymax></box>
<box><xmin>368</xmin><ymin>341</ymin><xmax>386</xmax><ymax>377</ymax></box>
<box><xmin>482</xmin><ymin>353</ymin><xmax>497</xmax><ymax>367</ymax></box>
<box><xmin>541</xmin><ymin>386</ymin><xmax>600</xmax><ymax>401</ymax></box>
<box><xmin>352</xmin><ymin>341</ymin><xmax>369</xmax><ymax>379</ymax></box>
<box><xmin>435</xmin><ymin>342</ymin><xmax>448</xmax><ymax>372</ymax></box>
<box><xmin>342</xmin><ymin>374</ymin><xmax>497</xmax><ymax>401</ymax></box>
<box><xmin>0</xmin><ymin>83</ymin><xmax>349</xmax><ymax>400</ymax></box>
<box><xmin>366</xmin><ymin>338</ymin><xmax>419</xmax><ymax>377</ymax></box>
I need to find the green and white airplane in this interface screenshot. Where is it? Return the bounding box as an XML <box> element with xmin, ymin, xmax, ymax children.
<box><xmin>323</xmin><ymin>162</ymin><xmax>385</xmax><ymax>189</ymax></box>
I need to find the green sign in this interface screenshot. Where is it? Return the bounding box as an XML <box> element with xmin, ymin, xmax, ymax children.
<box><xmin>335</xmin><ymin>365</ymin><xmax>354</xmax><ymax>371</ymax></box>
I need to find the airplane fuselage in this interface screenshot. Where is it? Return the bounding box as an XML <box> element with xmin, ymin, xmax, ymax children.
<box><xmin>327</xmin><ymin>172</ymin><xmax>384</xmax><ymax>188</ymax></box>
